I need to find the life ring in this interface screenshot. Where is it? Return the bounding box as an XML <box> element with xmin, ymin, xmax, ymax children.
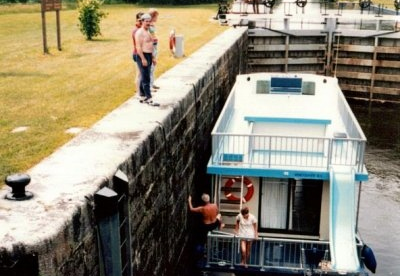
<box><xmin>295</xmin><ymin>0</ymin><xmax>307</xmax><ymax>8</ymax></box>
<box><xmin>169</xmin><ymin>29</ymin><xmax>176</xmax><ymax>54</ymax></box>
<box><xmin>263</xmin><ymin>0</ymin><xmax>275</xmax><ymax>8</ymax></box>
<box><xmin>395</xmin><ymin>0</ymin><xmax>400</xmax><ymax>10</ymax></box>
<box><xmin>359</xmin><ymin>0</ymin><xmax>371</xmax><ymax>9</ymax></box>
<box><xmin>224</xmin><ymin>177</ymin><xmax>254</xmax><ymax>203</ymax></box>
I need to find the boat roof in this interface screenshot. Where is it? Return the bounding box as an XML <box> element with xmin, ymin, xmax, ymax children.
<box><xmin>208</xmin><ymin>73</ymin><xmax>368</xmax><ymax>181</ymax></box>
<box><xmin>226</xmin><ymin>73</ymin><xmax>345</xmax><ymax>135</ymax></box>
<box><xmin>217</xmin><ymin>73</ymin><xmax>364</xmax><ymax>137</ymax></box>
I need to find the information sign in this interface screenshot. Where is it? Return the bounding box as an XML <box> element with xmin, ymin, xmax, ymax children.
<box><xmin>41</xmin><ymin>0</ymin><xmax>62</xmax><ymax>12</ymax></box>
<box><xmin>41</xmin><ymin>0</ymin><xmax>62</xmax><ymax>53</ymax></box>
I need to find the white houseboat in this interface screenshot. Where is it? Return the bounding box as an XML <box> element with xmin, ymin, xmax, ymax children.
<box><xmin>202</xmin><ymin>73</ymin><xmax>376</xmax><ymax>275</ymax></box>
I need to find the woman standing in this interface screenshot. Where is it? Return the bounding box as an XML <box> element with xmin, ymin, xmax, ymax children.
<box><xmin>148</xmin><ymin>8</ymin><xmax>160</xmax><ymax>91</ymax></box>
<box><xmin>235</xmin><ymin>206</ymin><xmax>258</xmax><ymax>267</ymax></box>
<box><xmin>252</xmin><ymin>0</ymin><xmax>260</xmax><ymax>14</ymax></box>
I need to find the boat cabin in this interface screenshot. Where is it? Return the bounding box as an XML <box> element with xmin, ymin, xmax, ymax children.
<box><xmin>202</xmin><ymin>73</ymin><xmax>373</xmax><ymax>275</ymax></box>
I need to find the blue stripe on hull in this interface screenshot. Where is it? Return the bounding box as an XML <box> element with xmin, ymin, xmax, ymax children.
<box><xmin>244</xmin><ymin>116</ymin><xmax>332</xmax><ymax>125</ymax></box>
<box><xmin>207</xmin><ymin>165</ymin><xmax>368</xmax><ymax>181</ymax></box>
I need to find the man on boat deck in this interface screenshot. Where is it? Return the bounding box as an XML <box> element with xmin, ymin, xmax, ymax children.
<box><xmin>188</xmin><ymin>194</ymin><xmax>223</xmax><ymax>243</ymax></box>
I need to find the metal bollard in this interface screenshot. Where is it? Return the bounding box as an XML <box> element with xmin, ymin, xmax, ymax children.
<box><xmin>5</xmin><ymin>173</ymin><xmax>33</xmax><ymax>201</ymax></box>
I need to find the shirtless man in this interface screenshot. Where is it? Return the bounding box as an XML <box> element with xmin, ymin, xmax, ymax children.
<box><xmin>135</xmin><ymin>13</ymin><xmax>156</xmax><ymax>104</ymax></box>
<box><xmin>188</xmin><ymin>194</ymin><xmax>222</xmax><ymax>237</ymax></box>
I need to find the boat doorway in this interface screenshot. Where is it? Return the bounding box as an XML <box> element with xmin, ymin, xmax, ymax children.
<box><xmin>259</xmin><ymin>178</ymin><xmax>322</xmax><ymax>236</ymax></box>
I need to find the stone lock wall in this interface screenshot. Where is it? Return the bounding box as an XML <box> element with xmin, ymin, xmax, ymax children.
<box><xmin>124</xmin><ymin>27</ymin><xmax>247</xmax><ymax>274</ymax></box>
<box><xmin>0</xmin><ymin>27</ymin><xmax>247</xmax><ymax>276</ymax></box>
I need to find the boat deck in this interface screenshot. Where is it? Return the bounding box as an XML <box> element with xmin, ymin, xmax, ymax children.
<box><xmin>199</xmin><ymin>232</ymin><xmax>365</xmax><ymax>275</ymax></box>
<box><xmin>208</xmin><ymin>73</ymin><xmax>368</xmax><ymax>180</ymax></box>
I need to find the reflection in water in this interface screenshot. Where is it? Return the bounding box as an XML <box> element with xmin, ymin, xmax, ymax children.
<box><xmin>352</xmin><ymin>102</ymin><xmax>400</xmax><ymax>275</ymax></box>
<box><xmin>352</xmin><ymin>102</ymin><xmax>400</xmax><ymax>152</ymax></box>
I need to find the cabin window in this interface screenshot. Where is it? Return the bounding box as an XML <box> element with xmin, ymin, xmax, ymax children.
<box><xmin>256</xmin><ymin>80</ymin><xmax>270</xmax><ymax>94</ymax></box>
<box><xmin>259</xmin><ymin>178</ymin><xmax>322</xmax><ymax>235</ymax></box>
<box><xmin>302</xmin><ymin>81</ymin><xmax>316</xmax><ymax>95</ymax></box>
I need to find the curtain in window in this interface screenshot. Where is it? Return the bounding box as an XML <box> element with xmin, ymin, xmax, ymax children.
<box><xmin>261</xmin><ymin>178</ymin><xmax>288</xmax><ymax>229</ymax></box>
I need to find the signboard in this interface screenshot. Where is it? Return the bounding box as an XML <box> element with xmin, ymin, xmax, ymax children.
<box><xmin>41</xmin><ymin>0</ymin><xmax>62</xmax><ymax>53</ymax></box>
<box><xmin>41</xmin><ymin>0</ymin><xmax>62</xmax><ymax>12</ymax></box>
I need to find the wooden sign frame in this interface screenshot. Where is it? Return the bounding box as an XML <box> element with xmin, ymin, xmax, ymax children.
<box><xmin>41</xmin><ymin>0</ymin><xmax>62</xmax><ymax>11</ymax></box>
<box><xmin>41</xmin><ymin>0</ymin><xmax>62</xmax><ymax>54</ymax></box>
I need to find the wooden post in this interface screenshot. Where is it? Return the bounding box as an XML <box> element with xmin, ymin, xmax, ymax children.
<box><xmin>41</xmin><ymin>10</ymin><xmax>48</xmax><ymax>54</ymax></box>
<box><xmin>56</xmin><ymin>10</ymin><xmax>62</xmax><ymax>51</ymax></box>
<box><xmin>95</xmin><ymin>187</ymin><xmax>122</xmax><ymax>276</ymax></box>
<box><xmin>41</xmin><ymin>0</ymin><xmax>62</xmax><ymax>54</ymax></box>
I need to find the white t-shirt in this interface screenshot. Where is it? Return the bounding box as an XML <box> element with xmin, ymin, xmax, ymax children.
<box><xmin>236</xmin><ymin>213</ymin><xmax>257</xmax><ymax>239</ymax></box>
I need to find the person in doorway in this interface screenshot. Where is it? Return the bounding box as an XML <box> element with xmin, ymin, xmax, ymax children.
<box><xmin>188</xmin><ymin>194</ymin><xmax>223</xmax><ymax>244</ymax></box>
<box><xmin>135</xmin><ymin>13</ymin><xmax>155</xmax><ymax>104</ymax></box>
<box><xmin>252</xmin><ymin>0</ymin><xmax>260</xmax><ymax>14</ymax></box>
<box><xmin>132</xmin><ymin>12</ymin><xmax>143</xmax><ymax>97</ymax></box>
<box><xmin>235</xmin><ymin>206</ymin><xmax>258</xmax><ymax>267</ymax></box>
<box><xmin>240</xmin><ymin>0</ymin><xmax>249</xmax><ymax>14</ymax></box>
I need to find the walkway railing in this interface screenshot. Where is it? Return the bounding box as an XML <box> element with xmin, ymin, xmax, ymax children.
<box><xmin>211</xmin><ymin>133</ymin><xmax>366</xmax><ymax>172</ymax></box>
<box><xmin>205</xmin><ymin>232</ymin><xmax>364</xmax><ymax>274</ymax></box>
<box><xmin>210</xmin><ymin>76</ymin><xmax>367</xmax><ymax>173</ymax></box>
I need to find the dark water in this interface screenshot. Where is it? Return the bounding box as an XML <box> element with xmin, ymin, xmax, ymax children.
<box><xmin>352</xmin><ymin>102</ymin><xmax>400</xmax><ymax>276</ymax></box>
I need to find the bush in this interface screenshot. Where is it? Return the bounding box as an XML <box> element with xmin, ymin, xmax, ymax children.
<box><xmin>77</xmin><ymin>0</ymin><xmax>107</xmax><ymax>40</ymax></box>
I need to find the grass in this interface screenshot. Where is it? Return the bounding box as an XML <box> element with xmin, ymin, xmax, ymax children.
<box><xmin>0</xmin><ymin>4</ymin><xmax>227</xmax><ymax>188</ymax></box>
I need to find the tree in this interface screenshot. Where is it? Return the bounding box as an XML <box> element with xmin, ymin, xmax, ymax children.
<box><xmin>78</xmin><ymin>0</ymin><xmax>107</xmax><ymax>40</ymax></box>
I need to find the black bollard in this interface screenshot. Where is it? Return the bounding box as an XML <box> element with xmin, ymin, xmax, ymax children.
<box><xmin>5</xmin><ymin>173</ymin><xmax>33</xmax><ymax>200</ymax></box>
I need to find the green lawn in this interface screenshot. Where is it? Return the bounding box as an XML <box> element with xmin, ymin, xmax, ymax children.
<box><xmin>0</xmin><ymin>4</ymin><xmax>227</xmax><ymax>187</ymax></box>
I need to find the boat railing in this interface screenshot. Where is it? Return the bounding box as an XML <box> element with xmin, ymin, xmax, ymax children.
<box><xmin>214</xmin><ymin>83</ymin><xmax>236</xmax><ymax>133</ymax></box>
<box><xmin>249</xmin><ymin>15</ymin><xmax>400</xmax><ymax>31</ymax></box>
<box><xmin>204</xmin><ymin>232</ymin><xmax>364</xmax><ymax>273</ymax></box>
<box><xmin>336</xmin><ymin>87</ymin><xmax>366</xmax><ymax>141</ymax></box>
<box><xmin>211</xmin><ymin>133</ymin><xmax>366</xmax><ymax>172</ymax></box>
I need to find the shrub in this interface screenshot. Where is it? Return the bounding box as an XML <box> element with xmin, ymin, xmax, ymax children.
<box><xmin>77</xmin><ymin>0</ymin><xmax>107</xmax><ymax>40</ymax></box>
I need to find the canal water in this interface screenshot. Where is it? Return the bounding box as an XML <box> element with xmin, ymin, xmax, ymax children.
<box><xmin>352</xmin><ymin>102</ymin><xmax>400</xmax><ymax>276</ymax></box>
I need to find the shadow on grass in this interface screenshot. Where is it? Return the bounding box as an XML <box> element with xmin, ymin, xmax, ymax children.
<box><xmin>0</xmin><ymin>72</ymin><xmax>50</xmax><ymax>77</ymax></box>
<box><xmin>85</xmin><ymin>38</ymin><xmax>120</xmax><ymax>42</ymax></box>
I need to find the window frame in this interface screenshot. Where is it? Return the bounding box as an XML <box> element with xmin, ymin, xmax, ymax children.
<box><xmin>258</xmin><ymin>177</ymin><xmax>323</xmax><ymax>236</ymax></box>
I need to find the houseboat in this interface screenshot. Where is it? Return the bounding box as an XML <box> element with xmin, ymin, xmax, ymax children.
<box><xmin>202</xmin><ymin>73</ymin><xmax>376</xmax><ymax>275</ymax></box>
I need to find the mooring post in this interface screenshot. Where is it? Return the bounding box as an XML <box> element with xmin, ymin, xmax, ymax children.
<box><xmin>5</xmin><ymin>173</ymin><xmax>33</xmax><ymax>201</ymax></box>
<box><xmin>95</xmin><ymin>187</ymin><xmax>122</xmax><ymax>276</ymax></box>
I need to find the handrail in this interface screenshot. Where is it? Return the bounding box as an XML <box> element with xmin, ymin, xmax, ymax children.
<box><xmin>209</xmin><ymin>73</ymin><xmax>368</xmax><ymax>175</ymax></box>
<box><xmin>210</xmin><ymin>133</ymin><xmax>366</xmax><ymax>173</ymax></box>
<box><xmin>204</xmin><ymin>232</ymin><xmax>364</xmax><ymax>273</ymax></box>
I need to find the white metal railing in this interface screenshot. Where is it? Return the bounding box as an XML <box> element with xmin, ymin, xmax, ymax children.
<box><xmin>211</xmin><ymin>133</ymin><xmax>366</xmax><ymax>172</ymax></box>
<box><xmin>205</xmin><ymin>233</ymin><xmax>364</xmax><ymax>273</ymax></box>
<box><xmin>210</xmin><ymin>74</ymin><xmax>367</xmax><ymax>173</ymax></box>
<box><xmin>336</xmin><ymin>86</ymin><xmax>366</xmax><ymax>141</ymax></box>
<box><xmin>249</xmin><ymin>12</ymin><xmax>399</xmax><ymax>31</ymax></box>
<box><xmin>214</xmin><ymin>83</ymin><xmax>236</xmax><ymax>133</ymax></box>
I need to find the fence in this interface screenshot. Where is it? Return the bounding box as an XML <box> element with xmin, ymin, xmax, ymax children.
<box><xmin>211</xmin><ymin>133</ymin><xmax>366</xmax><ymax>172</ymax></box>
<box><xmin>205</xmin><ymin>232</ymin><xmax>364</xmax><ymax>274</ymax></box>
